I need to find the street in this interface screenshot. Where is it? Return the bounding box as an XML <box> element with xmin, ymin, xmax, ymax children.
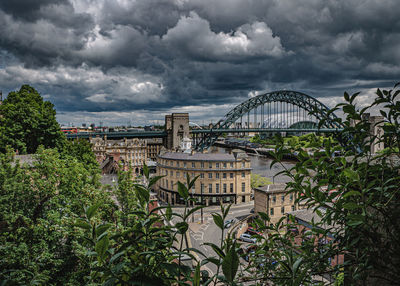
<box><xmin>172</xmin><ymin>202</ymin><xmax>254</xmax><ymax>277</ymax></box>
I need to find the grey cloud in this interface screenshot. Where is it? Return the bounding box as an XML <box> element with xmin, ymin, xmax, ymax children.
<box><xmin>162</xmin><ymin>12</ymin><xmax>286</xmax><ymax>61</ymax></box>
<box><xmin>0</xmin><ymin>0</ymin><xmax>399</xmax><ymax>125</ymax></box>
<box><xmin>0</xmin><ymin>0</ymin><xmax>69</xmax><ymax>21</ymax></box>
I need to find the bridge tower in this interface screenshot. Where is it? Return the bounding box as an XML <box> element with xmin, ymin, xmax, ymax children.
<box><xmin>164</xmin><ymin>113</ymin><xmax>189</xmax><ymax>150</ymax></box>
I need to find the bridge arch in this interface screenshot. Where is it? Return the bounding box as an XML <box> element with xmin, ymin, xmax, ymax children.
<box><xmin>194</xmin><ymin>90</ymin><xmax>342</xmax><ymax>150</ymax></box>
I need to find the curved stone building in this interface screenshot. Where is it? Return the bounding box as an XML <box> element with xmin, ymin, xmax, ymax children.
<box><xmin>156</xmin><ymin>149</ymin><xmax>251</xmax><ymax>205</ymax></box>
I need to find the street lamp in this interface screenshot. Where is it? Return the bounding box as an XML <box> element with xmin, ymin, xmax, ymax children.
<box><xmin>191</xmin><ymin>189</ymin><xmax>195</xmax><ymax>223</ymax></box>
<box><xmin>201</xmin><ymin>185</ymin><xmax>204</xmax><ymax>224</ymax></box>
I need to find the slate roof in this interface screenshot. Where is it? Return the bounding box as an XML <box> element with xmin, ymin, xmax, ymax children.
<box><xmin>254</xmin><ymin>183</ymin><xmax>287</xmax><ymax>194</ymax></box>
<box><xmin>158</xmin><ymin>151</ymin><xmax>247</xmax><ymax>162</ymax></box>
<box><xmin>288</xmin><ymin>208</ymin><xmax>341</xmax><ymax>232</ymax></box>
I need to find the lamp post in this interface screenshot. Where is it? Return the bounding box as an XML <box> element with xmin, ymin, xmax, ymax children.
<box><xmin>201</xmin><ymin>185</ymin><xmax>204</xmax><ymax>224</ymax></box>
<box><xmin>191</xmin><ymin>189</ymin><xmax>195</xmax><ymax>223</ymax></box>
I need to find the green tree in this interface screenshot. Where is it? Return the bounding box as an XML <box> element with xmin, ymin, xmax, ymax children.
<box><xmin>251</xmin><ymin>173</ymin><xmax>271</xmax><ymax>189</ymax></box>
<box><xmin>62</xmin><ymin>139</ymin><xmax>99</xmax><ymax>174</ymax></box>
<box><xmin>0</xmin><ymin>148</ymin><xmax>113</xmax><ymax>285</ymax></box>
<box><xmin>0</xmin><ymin>85</ymin><xmax>65</xmax><ymax>154</ymax></box>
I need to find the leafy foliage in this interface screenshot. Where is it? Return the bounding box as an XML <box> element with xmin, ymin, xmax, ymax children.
<box><xmin>265</xmin><ymin>83</ymin><xmax>400</xmax><ymax>285</ymax></box>
<box><xmin>0</xmin><ymin>85</ymin><xmax>65</xmax><ymax>154</ymax></box>
<box><xmin>250</xmin><ymin>173</ymin><xmax>271</xmax><ymax>189</ymax></box>
<box><xmin>61</xmin><ymin>139</ymin><xmax>99</xmax><ymax>174</ymax></box>
<box><xmin>0</xmin><ymin>148</ymin><xmax>111</xmax><ymax>285</ymax></box>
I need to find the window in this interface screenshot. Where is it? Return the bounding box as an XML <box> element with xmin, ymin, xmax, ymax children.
<box><xmin>270</xmin><ymin>208</ymin><xmax>274</xmax><ymax>216</ymax></box>
<box><xmin>223</xmin><ymin>163</ymin><xmax>227</xmax><ymax>168</ymax></box>
<box><xmin>216</xmin><ymin>163</ymin><xmax>220</xmax><ymax>168</ymax></box>
<box><xmin>230</xmin><ymin>173</ymin><xmax>233</xmax><ymax>179</ymax></box>
<box><xmin>241</xmin><ymin>172</ymin><xmax>245</xmax><ymax>178</ymax></box>
<box><xmin>216</xmin><ymin>183</ymin><xmax>220</xmax><ymax>193</ymax></box>
<box><xmin>230</xmin><ymin>162</ymin><xmax>233</xmax><ymax>168</ymax></box>
<box><xmin>272</xmin><ymin>195</ymin><xmax>276</xmax><ymax>203</ymax></box>
<box><xmin>208</xmin><ymin>173</ymin><xmax>212</xmax><ymax>179</ymax></box>
<box><xmin>209</xmin><ymin>163</ymin><xmax>212</xmax><ymax>169</ymax></box>
<box><xmin>290</xmin><ymin>194</ymin><xmax>293</xmax><ymax>201</ymax></box>
<box><xmin>192</xmin><ymin>162</ymin><xmax>195</xmax><ymax>168</ymax></box>
<box><xmin>215</xmin><ymin>173</ymin><xmax>219</xmax><ymax>179</ymax></box>
<box><xmin>177</xmin><ymin>162</ymin><xmax>180</xmax><ymax>167</ymax></box>
<box><xmin>166</xmin><ymin>170</ymin><xmax>168</xmax><ymax>176</ymax></box>
<box><xmin>170</xmin><ymin>161</ymin><xmax>173</xmax><ymax>166</ymax></box>
<box><xmin>242</xmin><ymin>182</ymin><xmax>245</xmax><ymax>192</ymax></box>
<box><xmin>201</xmin><ymin>183</ymin><xmax>204</xmax><ymax>193</ymax></box>
<box><xmin>281</xmin><ymin>195</ymin><xmax>285</xmax><ymax>203</ymax></box>
<box><xmin>201</xmin><ymin>162</ymin><xmax>204</xmax><ymax>168</ymax></box>
<box><xmin>183</xmin><ymin>162</ymin><xmax>187</xmax><ymax>167</ymax></box>
<box><xmin>171</xmin><ymin>181</ymin><xmax>173</xmax><ymax>190</ymax></box>
<box><xmin>200</xmin><ymin>173</ymin><xmax>204</xmax><ymax>179</ymax></box>
<box><xmin>176</xmin><ymin>172</ymin><xmax>180</xmax><ymax>178</ymax></box>
<box><xmin>223</xmin><ymin>173</ymin><xmax>227</xmax><ymax>179</ymax></box>
<box><xmin>171</xmin><ymin>171</ymin><xmax>173</xmax><ymax>176</ymax></box>
<box><xmin>291</xmin><ymin>205</ymin><xmax>295</xmax><ymax>211</ymax></box>
<box><xmin>230</xmin><ymin>183</ymin><xmax>234</xmax><ymax>193</ymax></box>
<box><xmin>242</xmin><ymin>162</ymin><xmax>245</xmax><ymax>168</ymax></box>
<box><xmin>192</xmin><ymin>183</ymin><xmax>195</xmax><ymax>191</ymax></box>
<box><xmin>166</xmin><ymin>180</ymin><xmax>168</xmax><ymax>188</ymax></box>
<box><xmin>223</xmin><ymin>184</ymin><xmax>227</xmax><ymax>193</ymax></box>
<box><xmin>281</xmin><ymin>206</ymin><xmax>285</xmax><ymax>214</ymax></box>
<box><xmin>209</xmin><ymin>184</ymin><xmax>212</xmax><ymax>193</ymax></box>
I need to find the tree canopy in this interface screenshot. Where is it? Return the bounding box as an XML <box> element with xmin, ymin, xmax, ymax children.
<box><xmin>0</xmin><ymin>85</ymin><xmax>65</xmax><ymax>154</ymax></box>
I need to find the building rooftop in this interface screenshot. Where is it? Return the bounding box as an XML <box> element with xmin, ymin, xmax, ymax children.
<box><xmin>158</xmin><ymin>149</ymin><xmax>249</xmax><ymax>162</ymax></box>
<box><xmin>12</xmin><ymin>154</ymin><xmax>35</xmax><ymax>167</ymax></box>
<box><xmin>288</xmin><ymin>208</ymin><xmax>324</xmax><ymax>225</ymax></box>
<box><xmin>254</xmin><ymin>183</ymin><xmax>287</xmax><ymax>194</ymax></box>
<box><xmin>288</xmin><ymin>207</ymin><xmax>341</xmax><ymax>233</ymax></box>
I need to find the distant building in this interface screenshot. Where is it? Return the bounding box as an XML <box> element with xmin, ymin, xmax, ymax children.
<box><xmin>156</xmin><ymin>149</ymin><xmax>252</xmax><ymax>205</ymax></box>
<box><xmin>146</xmin><ymin>138</ymin><xmax>163</xmax><ymax>161</ymax></box>
<box><xmin>253</xmin><ymin>184</ymin><xmax>302</xmax><ymax>224</ymax></box>
<box><xmin>90</xmin><ymin>137</ymin><xmax>147</xmax><ymax>174</ymax></box>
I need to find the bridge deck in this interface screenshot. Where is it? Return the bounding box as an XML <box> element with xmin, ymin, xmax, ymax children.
<box><xmin>66</xmin><ymin>128</ymin><xmax>342</xmax><ymax>139</ymax></box>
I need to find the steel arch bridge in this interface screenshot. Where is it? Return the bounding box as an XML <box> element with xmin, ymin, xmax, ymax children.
<box><xmin>194</xmin><ymin>90</ymin><xmax>343</xmax><ymax>151</ymax></box>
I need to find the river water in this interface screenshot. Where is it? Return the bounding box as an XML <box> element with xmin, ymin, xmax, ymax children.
<box><xmin>209</xmin><ymin>146</ymin><xmax>296</xmax><ymax>183</ymax></box>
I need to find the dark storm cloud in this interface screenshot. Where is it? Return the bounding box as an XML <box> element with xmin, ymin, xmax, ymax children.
<box><xmin>0</xmin><ymin>0</ymin><xmax>68</xmax><ymax>21</ymax></box>
<box><xmin>0</xmin><ymin>0</ymin><xmax>399</xmax><ymax>125</ymax></box>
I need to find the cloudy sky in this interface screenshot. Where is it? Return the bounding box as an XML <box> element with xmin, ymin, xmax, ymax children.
<box><xmin>0</xmin><ymin>0</ymin><xmax>399</xmax><ymax>126</ymax></box>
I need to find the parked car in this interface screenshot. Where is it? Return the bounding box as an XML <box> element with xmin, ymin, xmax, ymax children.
<box><xmin>239</xmin><ymin>233</ymin><xmax>257</xmax><ymax>243</ymax></box>
<box><xmin>224</xmin><ymin>218</ymin><xmax>235</xmax><ymax>228</ymax></box>
<box><xmin>247</xmin><ymin>227</ymin><xmax>262</xmax><ymax>236</ymax></box>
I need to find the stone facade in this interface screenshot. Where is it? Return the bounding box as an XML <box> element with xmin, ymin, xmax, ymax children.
<box><xmin>90</xmin><ymin>137</ymin><xmax>147</xmax><ymax>173</ymax></box>
<box><xmin>146</xmin><ymin>138</ymin><xmax>163</xmax><ymax>161</ymax></box>
<box><xmin>254</xmin><ymin>184</ymin><xmax>301</xmax><ymax>224</ymax></box>
<box><xmin>165</xmin><ymin>113</ymin><xmax>190</xmax><ymax>150</ymax></box>
<box><xmin>156</xmin><ymin>149</ymin><xmax>252</xmax><ymax>205</ymax></box>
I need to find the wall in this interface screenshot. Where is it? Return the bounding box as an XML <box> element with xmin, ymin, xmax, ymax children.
<box><xmin>156</xmin><ymin>154</ymin><xmax>251</xmax><ymax>205</ymax></box>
